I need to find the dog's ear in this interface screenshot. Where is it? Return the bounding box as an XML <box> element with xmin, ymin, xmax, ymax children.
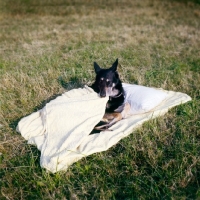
<box><xmin>94</xmin><ymin>62</ymin><xmax>101</xmax><ymax>74</ymax></box>
<box><xmin>110</xmin><ymin>58</ymin><xmax>118</xmax><ymax>72</ymax></box>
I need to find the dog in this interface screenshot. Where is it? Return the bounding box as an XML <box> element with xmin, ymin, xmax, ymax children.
<box><xmin>91</xmin><ymin>58</ymin><xmax>130</xmax><ymax>131</ymax></box>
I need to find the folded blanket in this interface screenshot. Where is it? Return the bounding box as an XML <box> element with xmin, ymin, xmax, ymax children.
<box><xmin>17</xmin><ymin>85</ymin><xmax>191</xmax><ymax>173</ymax></box>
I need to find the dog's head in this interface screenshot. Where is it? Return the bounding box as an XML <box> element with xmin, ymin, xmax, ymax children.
<box><xmin>93</xmin><ymin>58</ymin><xmax>122</xmax><ymax>98</ymax></box>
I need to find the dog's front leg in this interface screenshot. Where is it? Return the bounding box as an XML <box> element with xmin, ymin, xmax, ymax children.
<box><xmin>106</xmin><ymin>103</ymin><xmax>131</xmax><ymax>128</ymax></box>
<box><xmin>94</xmin><ymin>113</ymin><xmax>122</xmax><ymax>131</ymax></box>
<box><xmin>107</xmin><ymin>113</ymin><xmax>122</xmax><ymax>127</ymax></box>
<box><xmin>94</xmin><ymin>103</ymin><xmax>131</xmax><ymax>131</ymax></box>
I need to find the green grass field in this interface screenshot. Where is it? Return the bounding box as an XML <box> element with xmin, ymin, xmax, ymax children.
<box><xmin>0</xmin><ymin>0</ymin><xmax>200</xmax><ymax>199</ymax></box>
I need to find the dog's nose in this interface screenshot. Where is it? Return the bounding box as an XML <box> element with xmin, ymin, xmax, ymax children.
<box><xmin>100</xmin><ymin>94</ymin><xmax>106</xmax><ymax>98</ymax></box>
<box><xmin>100</xmin><ymin>92</ymin><xmax>106</xmax><ymax>98</ymax></box>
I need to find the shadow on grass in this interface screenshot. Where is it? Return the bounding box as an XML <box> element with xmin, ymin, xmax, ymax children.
<box><xmin>9</xmin><ymin>76</ymin><xmax>85</xmax><ymax>131</ymax></box>
<box><xmin>58</xmin><ymin>76</ymin><xmax>84</xmax><ymax>90</ymax></box>
<box><xmin>168</xmin><ymin>0</ymin><xmax>200</xmax><ymax>4</ymax></box>
<box><xmin>0</xmin><ymin>144</ymin><xmax>46</xmax><ymax>199</ymax></box>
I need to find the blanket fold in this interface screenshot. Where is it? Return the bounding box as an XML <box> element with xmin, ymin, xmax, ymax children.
<box><xmin>17</xmin><ymin>85</ymin><xmax>191</xmax><ymax>173</ymax></box>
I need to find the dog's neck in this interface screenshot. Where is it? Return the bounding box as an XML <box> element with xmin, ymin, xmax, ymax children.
<box><xmin>109</xmin><ymin>88</ymin><xmax>124</xmax><ymax>101</ymax></box>
<box><xmin>110</xmin><ymin>92</ymin><xmax>123</xmax><ymax>99</ymax></box>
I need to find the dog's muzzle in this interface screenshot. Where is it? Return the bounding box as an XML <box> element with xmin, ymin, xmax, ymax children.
<box><xmin>99</xmin><ymin>91</ymin><xmax>106</xmax><ymax>98</ymax></box>
<box><xmin>99</xmin><ymin>86</ymin><xmax>114</xmax><ymax>98</ymax></box>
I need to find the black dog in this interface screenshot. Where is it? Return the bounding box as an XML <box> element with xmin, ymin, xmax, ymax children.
<box><xmin>91</xmin><ymin>58</ymin><xmax>124</xmax><ymax>111</ymax></box>
<box><xmin>91</xmin><ymin>59</ymin><xmax>130</xmax><ymax>131</ymax></box>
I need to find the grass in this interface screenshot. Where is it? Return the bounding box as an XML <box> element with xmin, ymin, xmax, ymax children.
<box><xmin>0</xmin><ymin>0</ymin><xmax>200</xmax><ymax>199</ymax></box>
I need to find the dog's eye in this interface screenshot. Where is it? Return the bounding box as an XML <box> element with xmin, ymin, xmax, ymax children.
<box><xmin>106</xmin><ymin>80</ymin><xmax>110</xmax><ymax>85</ymax></box>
